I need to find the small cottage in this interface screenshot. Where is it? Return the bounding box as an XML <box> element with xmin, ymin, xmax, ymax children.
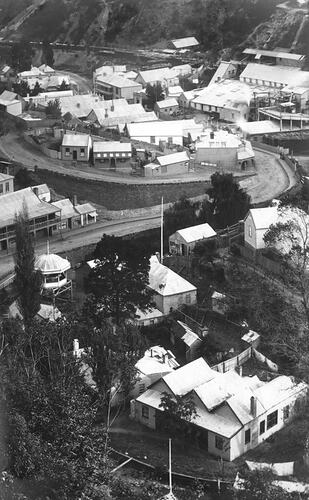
<box><xmin>143</xmin><ymin>151</ymin><xmax>189</xmax><ymax>177</ymax></box>
<box><xmin>148</xmin><ymin>255</ymin><xmax>197</xmax><ymax>315</ymax></box>
<box><xmin>169</xmin><ymin>223</ymin><xmax>217</xmax><ymax>256</ymax></box>
<box><xmin>61</xmin><ymin>133</ymin><xmax>92</xmax><ymax>162</ymax></box>
<box><xmin>93</xmin><ymin>141</ymin><xmax>132</xmax><ymax>167</ymax></box>
<box><xmin>154</xmin><ymin>98</ymin><xmax>179</xmax><ymax>118</ymax></box>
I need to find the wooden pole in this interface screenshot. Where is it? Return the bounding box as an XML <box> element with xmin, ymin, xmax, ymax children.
<box><xmin>161</xmin><ymin>196</ymin><xmax>164</xmax><ymax>263</ymax></box>
<box><xmin>169</xmin><ymin>438</ymin><xmax>173</xmax><ymax>495</ymax></box>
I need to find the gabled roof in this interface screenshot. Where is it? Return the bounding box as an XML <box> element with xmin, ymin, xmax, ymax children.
<box><xmin>74</xmin><ymin>203</ymin><xmax>97</xmax><ymax>216</ymax></box>
<box><xmin>136</xmin><ymin>67</ymin><xmax>177</xmax><ymax>84</ymax></box>
<box><xmin>174</xmin><ymin>223</ymin><xmax>216</xmax><ymax>244</ymax></box>
<box><xmin>38</xmin><ymin>64</ymin><xmax>55</xmax><ymax>73</ymax></box>
<box><xmin>32</xmin><ymin>183</ymin><xmax>50</xmax><ymax>195</ymax></box>
<box><xmin>96</xmin><ymin>73</ymin><xmax>142</xmax><ymax>89</ymax></box>
<box><xmin>192</xmin><ymin>79</ymin><xmax>252</xmax><ymax>109</ymax></box>
<box><xmin>0</xmin><ymin>90</ymin><xmax>19</xmax><ymax>104</ymax></box>
<box><xmin>171</xmin><ymin>37</ymin><xmax>199</xmax><ymax>49</ymax></box>
<box><xmin>240</xmin><ymin>63</ymin><xmax>309</xmax><ymax>87</ymax></box>
<box><xmin>0</xmin><ymin>187</ymin><xmax>59</xmax><ymax>228</ymax></box>
<box><xmin>243</xmin><ymin>48</ymin><xmax>305</xmax><ymax>62</ymax></box>
<box><xmin>246</xmin><ymin>206</ymin><xmax>278</xmax><ymax>229</ymax></box>
<box><xmin>162</xmin><ymin>358</ymin><xmax>214</xmax><ymax>396</ymax></box>
<box><xmin>126</xmin><ymin>119</ymin><xmax>202</xmax><ymax>138</ymax></box>
<box><xmin>177</xmin><ymin>320</ymin><xmax>201</xmax><ymax>347</ymax></box>
<box><xmin>149</xmin><ymin>255</ymin><xmax>197</xmax><ymax>296</ymax></box>
<box><xmin>155</xmin><ymin>97</ymin><xmax>178</xmax><ymax>109</ymax></box>
<box><xmin>93</xmin><ymin>141</ymin><xmax>132</xmax><ymax>153</ymax></box>
<box><xmin>0</xmin><ymin>172</ymin><xmax>13</xmax><ymax>182</ymax></box>
<box><xmin>62</xmin><ymin>134</ymin><xmax>90</xmax><ymax>147</ymax></box>
<box><xmin>156</xmin><ymin>151</ymin><xmax>189</xmax><ymax>166</ymax></box>
<box><xmin>52</xmin><ymin>198</ymin><xmax>79</xmax><ymax>219</ymax></box>
<box><xmin>168</xmin><ymin>85</ymin><xmax>183</xmax><ymax>96</ymax></box>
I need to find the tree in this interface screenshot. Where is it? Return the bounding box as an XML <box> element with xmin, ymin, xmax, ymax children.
<box><xmin>145</xmin><ymin>82</ymin><xmax>165</xmax><ymax>109</ymax></box>
<box><xmin>30</xmin><ymin>81</ymin><xmax>43</xmax><ymax>97</ymax></box>
<box><xmin>264</xmin><ymin>205</ymin><xmax>309</xmax><ymax>332</ymax></box>
<box><xmin>41</xmin><ymin>40</ymin><xmax>54</xmax><ymax>68</ymax></box>
<box><xmin>14</xmin><ymin>206</ymin><xmax>43</xmax><ymax>326</ymax></box>
<box><xmin>10</xmin><ymin>41</ymin><xmax>33</xmax><ymax>73</ymax></box>
<box><xmin>158</xmin><ymin>391</ymin><xmax>197</xmax><ymax>436</ymax></box>
<box><xmin>164</xmin><ymin>195</ymin><xmax>200</xmax><ymax>247</ymax></box>
<box><xmin>234</xmin><ymin>469</ymin><xmax>299</xmax><ymax>499</ymax></box>
<box><xmin>12</xmin><ymin>80</ymin><xmax>30</xmax><ymax>98</ymax></box>
<box><xmin>85</xmin><ymin>234</ymin><xmax>154</xmax><ymax>324</ymax></box>
<box><xmin>200</xmin><ymin>172</ymin><xmax>251</xmax><ymax>229</ymax></box>
<box><xmin>59</xmin><ymin>79</ymin><xmax>69</xmax><ymax>91</ymax></box>
<box><xmin>45</xmin><ymin>99</ymin><xmax>62</xmax><ymax>119</ymax></box>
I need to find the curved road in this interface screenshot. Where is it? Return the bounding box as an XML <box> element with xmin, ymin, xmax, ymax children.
<box><xmin>0</xmin><ymin>214</ymin><xmax>161</xmax><ymax>280</ymax></box>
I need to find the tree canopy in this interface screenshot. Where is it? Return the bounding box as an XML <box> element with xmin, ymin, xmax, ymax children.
<box><xmin>14</xmin><ymin>206</ymin><xmax>43</xmax><ymax>326</ymax></box>
<box><xmin>164</xmin><ymin>195</ymin><xmax>200</xmax><ymax>244</ymax></box>
<box><xmin>84</xmin><ymin>234</ymin><xmax>154</xmax><ymax>324</ymax></box>
<box><xmin>145</xmin><ymin>82</ymin><xmax>165</xmax><ymax>109</ymax></box>
<box><xmin>45</xmin><ymin>99</ymin><xmax>62</xmax><ymax>119</ymax></box>
<box><xmin>201</xmin><ymin>172</ymin><xmax>251</xmax><ymax>229</ymax></box>
<box><xmin>41</xmin><ymin>40</ymin><xmax>54</xmax><ymax>68</ymax></box>
<box><xmin>10</xmin><ymin>41</ymin><xmax>33</xmax><ymax>73</ymax></box>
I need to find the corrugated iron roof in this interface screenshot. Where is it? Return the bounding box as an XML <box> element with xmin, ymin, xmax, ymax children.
<box><xmin>62</xmin><ymin>134</ymin><xmax>90</xmax><ymax>147</ymax></box>
<box><xmin>149</xmin><ymin>255</ymin><xmax>196</xmax><ymax>296</ymax></box>
<box><xmin>171</xmin><ymin>37</ymin><xmax>199</xmax><ymax>49</ymax></box>
<box><xmin>175</xmin><ymin>223</ymin><xmax>216</xmax><ymax>244</ymax></box>
<box><xmin>156</xmin><ymin>151</ymin><xmax>188</xmax><ymax>166</ymax></box>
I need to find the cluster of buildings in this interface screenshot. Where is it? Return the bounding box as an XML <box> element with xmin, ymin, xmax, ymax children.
<box><xmin>0</xmin><ymin>173</ymin><xmax>97</xmax><ymax>253</ymax></box>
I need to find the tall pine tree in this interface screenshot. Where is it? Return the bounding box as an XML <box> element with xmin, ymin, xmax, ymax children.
<box><xmin>14</xmin><ymin>205</ymin><xmax>43</xmax><ymax>326</ymax></box>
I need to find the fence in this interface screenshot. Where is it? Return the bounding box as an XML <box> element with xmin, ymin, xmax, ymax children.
<box><xmin>237</xmin><ymin>244</ymin><xmax>283</xmax><ymax>277</ymax></box>
<box><xmin>23</xmin><ymin>132</ymin><xmax>61</xmax><ymax>159</ymax></box>
<box><xmin>211</xmin><ymin>346</ymin><xmax>278</xmax><ymax>374</ymax></box>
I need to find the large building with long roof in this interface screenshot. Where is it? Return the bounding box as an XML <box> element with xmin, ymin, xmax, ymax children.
<box><xmin>0</xmin><ymin>187</ymin><xmax>61</xmax><ymax>252</ymax></box>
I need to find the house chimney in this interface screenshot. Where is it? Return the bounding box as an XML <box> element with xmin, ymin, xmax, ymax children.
<box><xmin>150</xmin><ymin>348</ymin><xmax>153</xmax><ymax>357</ymax></box>
<box><xmin>210</xmin><ymin>131</ymin><xmax>215</xmax><ymax>140</ymax></box>
<box><xmin>32</xmin><ymin>186</ymin><xmax>38</xmax><ymax>197</ymax></box>
<box><xmin>73</xmin><ymin>194</ymin><xmax>78</xmax><ymax>206</ymax></box>
<box><xmin>250</xmin><ymin>396</ymin><xmax>256</xmax><ymax>417</ymax></box>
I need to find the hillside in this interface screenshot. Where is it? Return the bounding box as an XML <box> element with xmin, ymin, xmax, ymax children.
<box><xmin>2</xmin><ymin>0</ymin><xmax>308</xmax><ymax>59</ymax></box>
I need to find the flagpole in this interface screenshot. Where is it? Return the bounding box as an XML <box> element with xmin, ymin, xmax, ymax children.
<box><xmin>169</xmin><ymin>438</ymin><xmax>172</xmax><ymax>495</ymax></box>
<box><xmin>161</xmin><ymin>196</ymin><xmax>164</xmax><ymax>263</ymax></box>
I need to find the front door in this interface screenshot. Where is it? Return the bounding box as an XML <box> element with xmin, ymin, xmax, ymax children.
<box><xmin>73</xmin><ymin>150</ymin><xmax>77</xmax><ymax>160</ymax></box>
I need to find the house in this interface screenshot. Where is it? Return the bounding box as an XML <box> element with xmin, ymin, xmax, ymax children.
<box><xmin>52</xmin><ymin>198</ymin><xmax>81</xmax><ymax>230</ymax></box>
<box><xmin>0</xmin><ymin>187</ymin><xmax>61</xmax><ymax>252</ymax></box>
<box><xmin>191</xmin><ymin>80</ymin><xmax>252</xmax><ymax>122</ymax></box>
<box><xmin>94</xmin><ymin>64</ymin><xmax>127</xmax><ymax>78</ymax></box>
<box><xmin>208</xmin><ymin>61</ymin><xmax>240</xmax><ymax>86</ymax></box>
<box><xmin>148</xmin><ymin>255</ymin><xmax>197</xmax><ymax>315</ymax></box>
<box><xmin>239</xmin><ymin>63</ymin><xmax>309</xmax><ymax>89</ymax></box>
<box><xmin>125</xmin><ymin>119</ymin><xmax>203</xmax><ymax>147</ymax></box>
<box><xmin>195</xmin><ymin>129</ymin><xmax>255</xmax><ymax>171</ymax></box>
<box><xmin>0</xmin><ymin>65</ymin><xmax>14</xmax><ymax>82</ymax></box>
<box><xmin>131</xmin><ymin>357</ymin><xmax>308</xmax><ymax>461</ymax></box>
<box><xmin>0</xmin><ymin>90</ymin><xmax>23</xmax><ymax>116</ymax></box>
<box><xmin>0</xmin><ymin>173</ymin><xmax>14</xmax><ymax>196</ymax></box>
<box><xmin>154</xmin><ymin>98</ymin><xmax>179</xmax><ymax>117</ymax></box>
<box><xmin>86</xmin><ymin>103</ymin><xmax>155</xmax><ymax>130</ymax></box>
<box><xmin>244</xmin><ymin>206</ymin><xmax>278</xmax><ymax>251</ymax></box>
<box><xmin>61</xmin><ymin>133</ymin><xmax>92</xmax><ymax>162</ymax></box>
<box><xmin>178</xmin><ymin>88</ymin><xmax>206</xmax><ymax>109</ymax></box>
<box><xmin>17</xmin><ymin>65</ymin><xmax>42</xmax><ymax>81</ymax></box>
<box><xmin>242</xmin><ymin>48</ymin><xmax>305</xmax><ymax>68</ymax></box>
<box><xmin>134</xmin><ymin>306</ymin><xmax>165</xmax><ymax>326</ymax></box>
<box><xmin>143</xmin><ymin>151</ymin><xmax>190</xmax><ymax>177</ymax></box>
<box><xmin>74</xmin><ymin>203</ymin><xmax>98</xmax><ymax>226</ymax></box>
<box><xmin>38</xmin><ymin>64</ymin><xmax>55</xmax><ymax>75</ymax></box>
<box><xmin>93</xmin><ymin>141</ymin><xmax>132</xmax><ymax>167</ymax></box>
<box><xmin>135</xmin><ymin>67</ymin><xmax>179</xmax><ymax>88</ymax></box>
<box><xmin>95</xmin><ymin>74</ymin><xmax>142</xmax><ymax>103</ymax></box>
<box><xmin>169</xmin><ymin>223</ymin><xmax>217</xmax><ymax>256</ymax></box>
<box><xmin>170</xmin><ymin>37</ymin><xmax>199</xmax><ymax>50</ymax></box>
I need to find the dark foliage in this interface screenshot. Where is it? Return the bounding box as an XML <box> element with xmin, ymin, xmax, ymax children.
<box><xmin>10</xmin><ymin>40</ymin><xmax>33</xmax><ymax>73</ymax></box>
<box><xmin>145</xmin><ymin>83</ymin><xmax>165</xmax><ymax>110</ymax></box>
<box><xmin>14</xmin><ymin>207</ymin><xmax>43</xmax><ymax>326</ymax></box>
<box><xmin>41</xmin><ymin>40</ymin><xmax>54</xmax><ymax>68</ymax></box>
<box><xmin>45</xmin><ymin>99</ymin><xmax>62</xmax><ymax>119</ymax></box>
<box><xmin>84</xmin><ymin>234</ymin><xmax>154</xmax><ymax>324</ymax></box>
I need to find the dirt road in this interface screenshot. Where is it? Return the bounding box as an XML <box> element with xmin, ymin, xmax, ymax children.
<box><xmin>0</xmin><ymin>214</ymin><xmax>161</xmax><ymax>280</ymax></box>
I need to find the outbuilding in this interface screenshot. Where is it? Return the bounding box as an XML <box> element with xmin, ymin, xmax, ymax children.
<box><xmin>143</xmin><ymin>151</ymin><xmax>189</xmax><ymax>177</ymax></box>
<box><xmin>169</xmin><ymin>223</ymin><xmax>217</xmax><ymax>256</ymax></box>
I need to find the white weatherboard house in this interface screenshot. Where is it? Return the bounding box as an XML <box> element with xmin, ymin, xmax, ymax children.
<box><xmin>148</xmin><ymin>255</ymin><xmax>197</xmax><ymax>314</ymax></box>
<box><xmin>169</xmin><ymin>223</ymin><xmax>217</xmax><ymax>256</ymax></box>
<box><xmin>61</xmin><ymin>134</ymin><xmax>92</xmax><ymax>162</ymax></box>
<box><xmin>126</xmin><ymin>119</ymin><xmax>203</xmax><ymax>147</ymax></box>
<box><xmin>244</xmin><ymin>207</ymin><xmax>278</xmax><ymax>251</ymax></box>
<box><xmin>131</xmin><ymin>357</ymin><xmax>308</xmax><ymax>461</ymax></box>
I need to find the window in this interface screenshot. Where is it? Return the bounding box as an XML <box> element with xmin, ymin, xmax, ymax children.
<box><xmin>283</xmin><ymin>405</ymin><xmax>290</xmax><ymax>420</ymax></box>
<box><xmin>248</xmin><ymin>226</ymin><xmax>252</xmax><ymax>238</ymax></box>
<box><xmin>260</xmin><ymin>420</ymin><xmax>265</xmax><ymax>435</ymax></box>
<box><xmin>245</xmin><ymin>429</ymin><xmax>251</xmax><ymax>444</ymax></box>
<box><xmin>142</xmin><ymin>405</ymin><xmax>149</xmax><ymax>419</ymax></box>
<box><xmin>80</xmin><ymin>148</ymin><xmax>85</xmax><ymax>157</ymax></box>
<box><xmin>267</xmin><ymin>410</ymin><xmax>278</xmax><ymax>430</ymax></box>
<box><xmin>65</xmin><ymin>147</ymin><xmax>70</xmax><ymax>156</ymax></box>
<box><xmin>5</xmin><ymin>182</ymin><xmax>9</xmax><ymax>192</ymax></box>
<box><xmin>186</xmin><ymin>293</ymin><xmax>191</xmax><ymax>304</ymax></box>
<box><xmin>0</xmin><ymin>184</ymin><xmax>3</xmax><ymax>194</ymax></box>
<box><xmin>215</xmin><ymin>436</ymin><xmax>223</xmax><ymax>450</ymax></box>
<box><xmin>139</xmin><ymin>383</ymin><xmax>146</xmax><ymax>395</ymax></box>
